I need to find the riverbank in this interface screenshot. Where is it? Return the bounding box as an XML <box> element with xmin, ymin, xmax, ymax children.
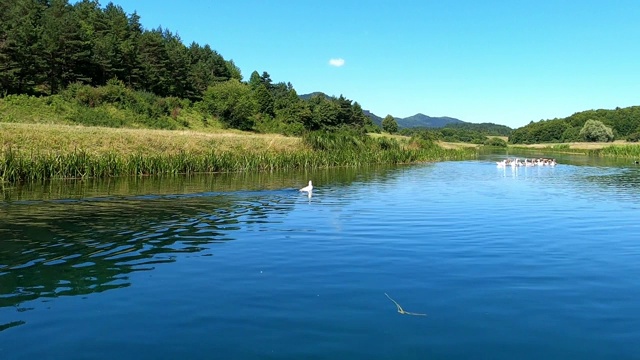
<box><xmin>509</xmin><ymin>140</ymin><xmax>640</xmax><ymax>157</ymax></box>
<box><xmin>0</xmin><ymin>123</ymin><xmax>477</xmax><ymax>184</ymax></box>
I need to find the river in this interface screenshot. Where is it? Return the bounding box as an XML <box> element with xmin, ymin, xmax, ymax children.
<box><xmin>1</xmin><ymin>154</ymin><xmax>640</xmax><ymax>359</ymax></box>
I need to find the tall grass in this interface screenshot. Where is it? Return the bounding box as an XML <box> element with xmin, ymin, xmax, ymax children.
<box><xmin>0</xmin><ymin>147</ymin><xmax>475</xmax><ymax>184</ymax></box>
<box><xmin>595</xmin><ymin>145</ymin><xmax>640</xmax><ymax>158</ymax></box>
<box><xmin>1</xmin><ymin>129</ymin><xmax>476</xmax><ymax>184</ymax></box>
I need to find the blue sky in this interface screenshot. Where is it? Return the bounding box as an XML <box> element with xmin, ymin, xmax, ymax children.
<box><xmin>108</xmin><ymin>0</ymin><xmax>639</xmax><ymax>128</ymax></box>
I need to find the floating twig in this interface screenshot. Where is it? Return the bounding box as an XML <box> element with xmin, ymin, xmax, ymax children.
<box><xmin>385</xmin><ymin>293</ymin><xmax>427</xmax><ymax>316</ymax></box>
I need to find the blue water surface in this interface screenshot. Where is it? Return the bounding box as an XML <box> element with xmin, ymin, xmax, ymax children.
<box><xmin>1</xmin><ymin>158</ymin><xmax>640</xmax><ymax>359</ymax></box>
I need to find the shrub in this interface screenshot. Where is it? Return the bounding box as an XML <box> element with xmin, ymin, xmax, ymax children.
<box><xmin>626</xmin><ymin>132</ymin><xmax>640</xmax><ymax>142</ymax></box>
<box><xmin>579</xmin><ymin>119</ymin><xmax>614</xmax><ymax>142</ymax></box>
<box><xmin>67</xmin><ymin>106</ymin><xmax>125</xmax><ymax>127</ymax></box>
<box><xmin>484</xmin><ymin>137</ymin><xmax>507</xmax><ymax>147</ymax></box>
<box><xmin>381</xmin><ymin>115</ymin><xmax>399</xmax><ymax>133</ymax></box>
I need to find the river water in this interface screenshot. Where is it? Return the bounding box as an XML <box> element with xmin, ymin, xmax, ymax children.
<box><xmin>1</xmin><ymin>154</ymin><xmax>640</xmax><ymax>359</ymax></box>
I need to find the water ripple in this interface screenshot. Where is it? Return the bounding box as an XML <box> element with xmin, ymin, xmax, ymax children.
<box><xmin>1</xmin><ymin>162</ymin><xmax>640</xmax><ymax>359</ymax></box>
<box><xmin>0</xmin><ymin>191</ymin><xmax>296</xmax><ymax>308</ymax></box>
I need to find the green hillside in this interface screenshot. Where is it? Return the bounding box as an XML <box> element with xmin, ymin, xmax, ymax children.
<box><xmin>510</xmin><ymin>106</ymin><xmax>640</xmax><ymax>144</ymax></box>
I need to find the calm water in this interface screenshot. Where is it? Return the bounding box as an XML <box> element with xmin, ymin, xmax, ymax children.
<box><xmin>2</xmin><ymin>155</ymin><xmax>640</xmax><ymax>359</ymax></box>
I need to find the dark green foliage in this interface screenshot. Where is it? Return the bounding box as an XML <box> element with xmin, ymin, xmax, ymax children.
<box><xmin>563</xmin><ymin>107</ymin><xmax>640</xmax><ymax>137</ymax></box>
<box><xmin>409</xmin><ymin>129</ymin><xmax>438</xmax><ymax>142</ymax></box>
<box><xmin>40</xmin><ymin>0</ymin><xmax>93</xmax><ymax>93</ymax></box>
<box><xmin>561</xmin><ymin>126</ymin><xmax>580</xmax><ymax>142</ymax></box>
<box><xmin>509</xmin><ymin>119</ymin><xmax>571</xmax><ymax>144</ymax></box>
<box><xmin>0</xmin><ymin>0</ymin><xmax>234</xmax><ymax>100</ymax></box>
<box><xmin>252</xmin><ymin>84</ymin><xmax>274</xmax><ymax>116</ymax></box>
<box><xmin>401</xmin><ymin>127</ymin><xmax>488</xmax><ymax>144</ymax></box>
<box><xmin>187</xmin><ymin>43</ymin><xmax>231</xmax><ymax>99</ymax></box>
<box><xmin>351</xmin><ymin>102</ymin><xmax>377</xmax><ymax>132</ymax></box>
<box><xmin>0</xmin><ymin>0</ymin><xmax>382</xmax><ymax>134</ymax></box>
<box><xmin>301</xmin><ymin>93</ymin><xmax>370</xmax><ymax>131</ymax></box>
<box><xmin>226</xmin><ymin>60</ymin><xmax>242</xmax><ymax>81</ymax></box>
<box><xmin>484</xmin><ymin>137</ymin><xmax>507</xmax><ymax>147</ymax></box>
<box><xmin>0</xmin><ymin>0</ymin><xmax>46</xmax><ymax>95</ymax></box>
<box><xmin>67</xmin><ymin>106</ymin><xmax>125</xmax><ymax>128</ymax></box>
<box><xmin>199</xmin><ymin>79</ymin><xmax>257</xmax><ymax>130</ymax></box>
<box><xmin>511</xmin><ymin>106</ymin><xmax>640</xmax><ymax>144</ymax></box>
<box><xmin>444</xmin><ymin>122</ymin><xmax>512</xmax><ymax>136</ymax></box>
<box><xmin>382</xmin><ymin>115</ymin><xmax>398</xmax><ymax>133</ymax></box>
<box><xmin>626</xmin><ymin>132</ymin><xmax>640</xmax><ymax>142</ymax></box>
<box><xmin>59</xmin><ymin>80</ymin><xmax>181</xmax><ymax>129</ymax></box>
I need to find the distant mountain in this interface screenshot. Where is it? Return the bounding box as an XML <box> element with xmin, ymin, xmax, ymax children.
<box><xmin>362</xmin><ymin>110</ymin><xmax>383</xmax><ymax>125</ymax></box>
<box><xmin>365</xmin><ymin>111</ymin><xmax>466</xmax><ymax>129</ymax></box>
<box><xmin>397</xmin><ymin>113</ymin><xmax>465</xmax><ymax>128</ymax></box>
<box><xmin>299</xmin><ymin>92</ymin><xmax>467</xmax><ymax>129</ymax></box>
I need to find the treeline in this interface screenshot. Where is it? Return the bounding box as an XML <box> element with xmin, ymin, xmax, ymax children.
<box><xmin>0</xmin><ymin>0</ymin><xmax>375</xmax><ymax>134</ymax></box>
<box><xmin>510</xmin><ymin>106</ymin><xmax>640</xmax><ymax>144</ymax></box>
<box><xmin>399</xmin><ymin>127</ymin><xmax>506</xmax><ymax>146</ymax></box>
<box><xmin>0</xmin><ymin>0</ymin><xmax>236</xmax><ymax>98</ymax></box>
<box><xmin>443</xmin><ymin>122</ymin><xmax>512</xmax><ymax>136</ymax></box>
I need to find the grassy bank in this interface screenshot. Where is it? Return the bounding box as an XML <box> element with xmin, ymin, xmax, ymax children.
<box><xmin>0</xmin><ymin>123</ymin><xmax>477</xmax><ymax>184</ymax></box>
<box><xmin>508</xmin><ymin>141</ymin><xmax>640</xmax><ymax>158</ymax></box>
<box><xmin>0</xmin><ymin>122</ymin><xmax>300</xmax><ymax>155</ymax></box>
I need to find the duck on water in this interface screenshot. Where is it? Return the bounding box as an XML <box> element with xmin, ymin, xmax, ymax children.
<box><xmin>299</xmin><ymin>180</ymin><xmax>313</xmax><ymax>193</ymax></box>
<box><xmin>497</xmin><ymin>158</ymin><xmax>557</xmax><ymax>167</ymax></box>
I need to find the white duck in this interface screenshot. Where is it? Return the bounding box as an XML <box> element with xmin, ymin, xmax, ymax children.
<box><xmin>299</xmin><ymin>180</ymin><xmax>313</xmax><ymax>193</ymax></box>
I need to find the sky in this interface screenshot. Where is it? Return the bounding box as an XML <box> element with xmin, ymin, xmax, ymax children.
<box><xmin>106</xmin><ymin>0</ymin><xmax>640</xmax><ymax>128</ymax></box>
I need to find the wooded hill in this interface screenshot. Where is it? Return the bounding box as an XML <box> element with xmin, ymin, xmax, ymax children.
<box><xmin>0</xmin><ymin>0</ymin><xmax>376</xmax><ymax>134</ymax></box>
<box><xmin>510</xmin><ymin>106</ymin><xmax>640</xmax><ymax>144</ymax></box>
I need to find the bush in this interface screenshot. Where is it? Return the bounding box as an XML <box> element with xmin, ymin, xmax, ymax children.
<box><xmin>579</xmin><ymin>119</ymin><xmax>614</xmax><ymax>142</ymax></box>
<box><xmin>373</xmin><ymin>136</ymin><xmax>400</xmax><ymax>151</ymax></box>
<box><xmin>382</xmin><ymin>115</ymin><xmax>398</xmax><ymax>133</ymax></box>
<box><xmin>199</xmin><ymin>80</ymin><xmax>257</xmax><ymax>131</ymax></box>
<box><xmin>302</xmin><ymin>129</ymin><xmax>370</xmax><ymax>151</ymax></box>
<box><xmin>626</xmin><ymin>132</ymin><xmax>640</xmax><ymax>142</ymax></box>
<box><xmin>67</xmin><ymin>106</ymin><xmax>125</xmax><ymax>127</ymax></box>
<box><xmin>484</xmin><ymin>137</ymin><xmax>507</xmax><ymax>147</ymax></box>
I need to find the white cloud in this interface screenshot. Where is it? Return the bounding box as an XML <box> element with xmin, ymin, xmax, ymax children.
<box><xmin>328</xmin><ymin>58</ymin><xmax>345</xmax><ymax>67</ymax></box>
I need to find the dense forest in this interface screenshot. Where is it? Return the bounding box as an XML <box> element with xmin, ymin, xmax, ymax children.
<box><xmin>510</xmin><ymin>106</ymin><xmax>640</xmax><ymax>144</ymax></box>
<box><xmin>0</xmin><ymin>0</ymin><xmax>376</xmax><ymax>134</ymax></box>
<box><xmin>399</xmin><ymin>128</ymin><xmax>501</xmax><ymax>146</ymax></box>
<box><xmin>398</xmin><ymin>122</ymin><xmax>511</xmax><ymax>145</ymax></box>
<box><xmin>443</xmin><ymin>122</ymin><xmax>512</xmax><ymax>136</ymax></box>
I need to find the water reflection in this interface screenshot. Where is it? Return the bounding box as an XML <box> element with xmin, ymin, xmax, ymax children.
<box><xmin>0</xmin><ymin>166</ymin><xmax>403</xmax><ymax>313</ymax></box>
<box><xmin>583</xmin><ymin>167</ymin><xmax>640</xmax><ymax>193</ymax></box>
<box><xmin>0</xmin><ymin>194</ymin><xmax>287</xmax><ymax>310</ymax></box>
<box><xmin>479</xmin><ymin>147</ymin><xmax>640</xmax><ymax>168</ymax></box>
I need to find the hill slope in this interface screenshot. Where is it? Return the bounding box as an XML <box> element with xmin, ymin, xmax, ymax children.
<box><xmin>509</xmin><ymin>105</ymin><xmax>640</xmax><ymax>144</ymax></box>
<box><xmin>397</xmin><ymin>113</ymin><xmax>465</xmax><ymax>128</ymax></box>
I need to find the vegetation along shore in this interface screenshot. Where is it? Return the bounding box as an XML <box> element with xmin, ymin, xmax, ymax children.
<box><xmin>2</xmin><ymin>0</ymin><xmax>639</xmax><ymax>184</ymax></box>
<box><xmin>0</xmin><ymin>122</ymin><xmax>476</xmax><ymax>184</ymax></box>
<box><xmin>0</xmin><ymin>0</ymin><xmax>478</xmax><ymax>185</ymax></box>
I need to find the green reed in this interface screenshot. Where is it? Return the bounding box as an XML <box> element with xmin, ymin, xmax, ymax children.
<box><xmin>594</xmin><ymin>144</ymin><xmax>640</xmax><ymax>158</ymax></box>
<box><xmin>0</xmin><ymin>142</ymin><xmax>477</xmax><ymax>184</ymax></box>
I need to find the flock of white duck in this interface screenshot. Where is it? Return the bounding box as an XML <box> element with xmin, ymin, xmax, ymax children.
<box><xmin>497</xmin><ymin>158</ymin><xmax>557</xmax><ymax>168</ymax></box>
